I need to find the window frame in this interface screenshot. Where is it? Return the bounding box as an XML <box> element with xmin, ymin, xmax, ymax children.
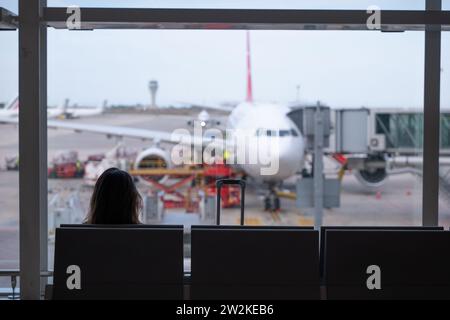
<box><xmin>11</xmin><ymin>0</ymin><xmax>444</xmax><ymax>299</ymax></box>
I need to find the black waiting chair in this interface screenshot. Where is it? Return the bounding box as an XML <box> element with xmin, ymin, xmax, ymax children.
<box><xmin>324</xmin><ymin>229</ymin><xmax>450</xmax><ymax>299</ymax></box>
<box><xmin>319</xmin><ymin>226</ymin><xmax>444</xmax><ymax>280</ymax></box>
<box><xmin>53</xmin><ymin>226</ymin><xmax>184</xmax><ymax>299</ymax></box>
<box><xmin>190</xmin><ymin>226</ymin><xmax>320</xmax><ymax>299</ymax></box>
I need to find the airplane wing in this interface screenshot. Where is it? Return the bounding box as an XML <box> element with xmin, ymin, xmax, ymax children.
<box><xmin>173</xmin><ymin>101</ymin><xmax>236</xmax><ymax>113</ymax></box>
<box><xmin>0</xmin><ymin>117</ymin><xmax>228</xmax><ymax>148</ymax></box>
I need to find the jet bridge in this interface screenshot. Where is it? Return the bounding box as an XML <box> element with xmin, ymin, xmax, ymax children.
<box><xmin>289</xmin><ymin>105</ymin><xmax>450</xmax><ymax>194</ymax></box>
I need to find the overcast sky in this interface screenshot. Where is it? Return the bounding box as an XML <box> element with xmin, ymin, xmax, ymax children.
<box><xmin>1</xmin><ymin>0</ymin><xmax>450</xmax><ymax>109</ymax></box>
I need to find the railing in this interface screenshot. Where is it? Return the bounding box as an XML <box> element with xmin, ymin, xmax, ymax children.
<box><xmin>0</xmin><ymin>270</ymin><xmax>193</xmax><ymax>300</ymax></box>
<box><xmin>0</xmin><ymin>270</ymin><xmax>53</xmax><ymax>300</ymax></box>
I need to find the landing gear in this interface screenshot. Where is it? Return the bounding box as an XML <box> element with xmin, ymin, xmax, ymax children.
<box><xmin>264</xmin><ymin>189</ymin><xmax>281</xmax><ymax>212</ymax></box>
<box><xmin>274</xmin><ymin>197</ymin><xmax>280</xmax><ymax>211</ymax></box>
<box><xmin>264</xmin><ymin>196</ymin><xmax>271</xmax><ymax>211</ymax></box>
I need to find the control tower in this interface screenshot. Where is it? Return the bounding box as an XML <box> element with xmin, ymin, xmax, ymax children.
<box><xmin>148</xmin><ymin>80</ymin><xmax>158</xmax><ymax>109</ymax></box>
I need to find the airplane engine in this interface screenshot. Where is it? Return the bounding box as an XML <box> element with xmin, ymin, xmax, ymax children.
<box><xmin>349</xmin><ymin>154</ymin><xmax>388</xmax><ymax>189</ymax></box>
<box><xmin>134</xmin><ymin>147</ymin><xmax>172</xmax><ymax>185</ymax></box>
<box><xmin>354</xmin><ymin>167</ymin><xmax>388</xmax><ymax>189</ymax></box>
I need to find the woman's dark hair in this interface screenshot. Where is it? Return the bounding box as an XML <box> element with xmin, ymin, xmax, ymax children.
<box><xmin>85</xmin><ymin>168</ymin><xmax>142</xmax><ymax>224</ymax></box>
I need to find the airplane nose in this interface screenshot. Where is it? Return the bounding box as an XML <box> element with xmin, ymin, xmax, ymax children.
<box><xmin>278</xmin><ymin>144</ymin><xmax>292</xmax><ymax>166</ymax></box>
<box><xmin>277</xmin><ymin>138</ymin><xmax>302</xmax><ymax>177</ymax></box>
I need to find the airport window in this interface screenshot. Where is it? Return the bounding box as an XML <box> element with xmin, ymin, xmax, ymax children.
<box><xmin>439</xmin><ymin>31</ymin><xmax>450</xmax><ymax>229</ymax></box>
<box><xmin>0</xmin><ymin>20</ymin><xmax>431</xmax><ymax>277</ymax></box>
<box><xmin>46</xmin><ymin>0</ymin><xmax>426</xmax><ymax>11</ymax></box>
<box><xmin>0</xmin><ymin>0</ymin><xmax>19</xmax><ymax>291</ymax></box>
<box><xmin>42</xmin><ymin>28</ymin><xmax>427</xmax><ymax>245</ymax></box>
<box><xmin>1</xmin><ymin>1</ymin><xmax>449</xmax><ymax>300</ymax></box>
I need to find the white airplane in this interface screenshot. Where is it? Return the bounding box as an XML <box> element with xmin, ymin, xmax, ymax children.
<box><xmin>62</xmin><ymin>99</ymin><xmax>106</xmax><ymax>119</ymax></box>
<box><xmin>0</xmin><ymin>97</ymin><xmax>105</xmax><ymax>121</ymax></box>
<box><xmin>0</xmin><ymin>96</ymin><xmax>65</xmax><ymax>119</ymax></box>
<box><xmin>0</xmin><ymin>32</ymin><xmax>305</xmax><ymax>210</ymax></box>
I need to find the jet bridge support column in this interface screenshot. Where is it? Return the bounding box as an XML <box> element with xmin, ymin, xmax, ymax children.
<box><xmin>313</xmin><ymin>104</ymin><xmax>324</xmax><ymax>230</ymax></box>
<box><xmin>292</xmin><ymin>104</ymin><xmax>339</xmax><ymax>229</ymax></box>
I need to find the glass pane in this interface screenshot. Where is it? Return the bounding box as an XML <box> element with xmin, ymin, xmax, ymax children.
<box><xmin>47</xmin><ymin>0</ymin><xmax>425</xmax><ymax>10</ymax></box>
<box><xmin>0</xmin><ymin>0</ymin><xmax>19</xmax><ymax>291</ymax></box>
<box><xmin>46</xmin><ymin>28</ymin><xmax>425</xmax><ymax>263</ymax></box>
<box><xmin>439</xmin><ymin>31</ymin><xmax>450</xmax><ymax>229</ymax></box>
<box><xmin>0</xmin><ymin>0</ymin><xmax>17</xmax><ymax>12</ymax></box>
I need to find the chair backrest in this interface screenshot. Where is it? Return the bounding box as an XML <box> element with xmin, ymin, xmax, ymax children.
<box><xmin>190</xmin><ymin>226</ymin><xmax>319</xmax><ymax>299</ymax></box>
<box><xmin>53</xmin><ymin>226</ymin><xmax>184</xmax><ymax>300</ymax></box>
<box><xmin>59</xmin><ymin>224</ymin><xmax>183</xmax><ymax>228</ymax></box>
<box><xmin>324</xmin><ymin>229</ymin><xmax>450</xmax><ymax>299</ymax></box>
<box><xmin>191</xmin><ymin>225</ymin><xmax>313</xmax><ymax>230</ymax></box>
<box><xmin>319</xmin><ymin>226</ymin><xmax>444</xmax><ymax>279</ymax></box>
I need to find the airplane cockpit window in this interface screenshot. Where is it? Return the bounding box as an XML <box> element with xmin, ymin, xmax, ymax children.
<box><xmin>255</xmin><ymin>128</ymin><xmax>264</xmax><ymax>136</ymax></box>
<box><xmin>279</xmin><ymin>130</ymin><xmax>291</xmax><ymax>137</ymax></box>
<box><xmin>290</xmin><ymin>129</ymin><xmax>299</xmax><ymax>137</ymax></box>
<box><xmin>255</xmin><ymin>128</ymin><xmax>279</xmax><ymax>137</ymax></box>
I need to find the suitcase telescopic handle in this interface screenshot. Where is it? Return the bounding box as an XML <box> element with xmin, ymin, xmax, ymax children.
<box><xmin>216</xmin><ymin>179</ymin><xmax>246</xmax><ymax>226</ymax></box>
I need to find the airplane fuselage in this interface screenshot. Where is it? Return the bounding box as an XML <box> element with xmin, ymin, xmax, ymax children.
<box><xmin>227</xmin><ymin>102</ymin><xmax>304</xmax><ymax>182</ymax></box>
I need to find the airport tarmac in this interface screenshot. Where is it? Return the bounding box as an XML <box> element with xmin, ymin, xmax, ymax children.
<box><xmin>1</xmin><ymin>111</ymin><xmax>450</xmax><ymax>288</ymax></box>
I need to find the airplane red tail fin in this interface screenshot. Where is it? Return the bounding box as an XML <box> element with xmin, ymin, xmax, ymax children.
<box><xmin>246</xmin><ymin>31</ymin><xmax>253</xmax><ymax>103</ymax></box>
